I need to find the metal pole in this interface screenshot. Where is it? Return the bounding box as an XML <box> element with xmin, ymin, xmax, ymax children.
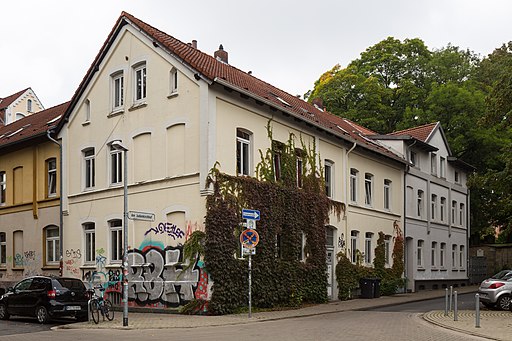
<box><xmin>248</xmin><ymin>253</ymin><xmax>252</xmax><ymax>318</ymax></box>
<box><xmin>444</xmin><ymin>288</ymin><xmax>448</xmax><ymax>316</ymax></box>
<box><xmin>122</xmin><ymin>149</ymin><xmax>129</xmax><ymax>327</ymax></box>
<box><xmin>449</xmin><ymin>286</ymin><xmax>453</xmax><ymax>312</ymax></box>
<box><xmin>454</xmin><ymin>291</ymin><xmax>458</xmax><ymax>321</ymax></box>
<box><xmin>475</xmin><ymin>293</ymin><xmax>480</xmax><ymax>328</ymax></box>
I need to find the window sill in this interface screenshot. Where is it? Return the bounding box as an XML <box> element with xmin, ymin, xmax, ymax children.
<box><xmin>83</xmin><ymin>186</ymin><xmax>96</xmax><ymax>192</ymax></box>
<box><xmin>82</xmin><ymin>121</ymin><xmax>91</xmax><ymax>126</ymax></box>
<box><xmin>108</xmin><ymin>109</ymin><xmax>124</xmax><ymax>118</ymax></box>
<box><xmin>167</xmin><ymin>92</ymin><xmax>179</xmax><ymax>99</ymax></box>
<box><xmin>451</xmin><ymin>269</ymin><xmax>459</xmax><ymax>272</ymax></box>
<box><xmin>417</xmin><ymin>267</ymin><xmax>426</xmax><ymax>271</ymax></box>
<box><xmin>459</xmin><ymin>268</ymin><xmax>466</xmax><ymax>272</ymax></box>
<box><xmin>128</xmin><ymin>102</ymin><xmax>147</xmax><ymax>112</ymax></box>
<box><xmin>440</xmin><ymin>268</ymin><xmax>448</xmax><ymax>272</ymax></box>
<box><xmin>431</xmin><ymin>268</ymin><xmax>439</xmax><ymax>271</ymax></box>
<box><xmin>42</xmin><ymin>266</ymin><xmax>59</xmax><ymax>270</ymax></box>
<box><xmin>12</xmin><ymin>268</ymin><xmax>24</xmax><ymax>271</ymax></box>
<box><xmin>105</xmin><ymin>263</ymin><xmax>122</xmax><ymax>269</ymax></box>
<box><xmin>80</xmin><ymin>265</ymin><xmax>97</xmax><ymax>270</ymax></box>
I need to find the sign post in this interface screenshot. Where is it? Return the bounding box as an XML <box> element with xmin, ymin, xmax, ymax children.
<box><xmin>240</xmin><ymin>215</ymin><xmax>260</xmax><ymax>319</ymax></box>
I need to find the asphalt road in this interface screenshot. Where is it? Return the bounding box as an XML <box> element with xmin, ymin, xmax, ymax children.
<box><xmin>0</xmin><ymin>317</ymin><xmax>76</xmax><ymax>336</ymax></box>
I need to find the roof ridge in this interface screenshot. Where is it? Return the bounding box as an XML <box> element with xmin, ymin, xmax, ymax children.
<box><xmin>390</xmin><ymin>121</ymin><xmax>438</xmax><ymax>135</ymax></box>
<box><xmin>0</xmin><ymin>87</ymin><xmax>31</xmax><ymax>108</ymax></box>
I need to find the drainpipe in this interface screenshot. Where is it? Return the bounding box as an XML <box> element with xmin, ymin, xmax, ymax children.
<box><xmin>47</xmin><ymin>128</ymin><xmax>63</xmax><ymax>275</ymax></box>
<box><xmin>345</xmin><ymin>141</ymin><xmax>357</xmax><ymax>258</ymax></box>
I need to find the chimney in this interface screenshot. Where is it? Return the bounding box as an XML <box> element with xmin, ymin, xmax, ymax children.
<box><xmin>192</xmin><ymin>40</ymin><xmax>197</xmax><ymax>49</ymax></box>
<box><xmin>312</xmin><ymin>97</ymin><xmax>324</xmax><ymax>110</ymax></box>
<box><xmin>214</xmin><ymin>44</ymin><xmax>228</xmax><ymax>63</ymax></box>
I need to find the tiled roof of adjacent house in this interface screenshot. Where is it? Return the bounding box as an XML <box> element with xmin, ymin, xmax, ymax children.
<box><xmin>0</xmin><ymin>88</ymin><xmax>30</xmax><ymax>109</ymax></box>
<box><xmin>388</xmin><ymin>122</ymin><xmax>439</xmax><ymax>143</ymax></box>
<box><xmin>61</xmin><ymin>12</ymin><xmax>406</xmax><ymax>165</ymax></box>
<box><xmin>0</xmin><ymin>102</ymin><xmax>68</xmax><ymax>148</ymax></box>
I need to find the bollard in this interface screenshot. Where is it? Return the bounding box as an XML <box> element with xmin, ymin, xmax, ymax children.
<box><xmin>444</xmin><ymin>288</ymin><xmax>449</xmax><ymax>316</ymax></box>
<box><xmin>449</xmin><ymin>286</ymin><xmax>453</xmax><ymax>312</ymax></box>
<box><xmin>475</xmin><ymin>293</ymin><xmax>481</xmax><ymax>328</ymax></box>
<box><xmin>454</xmin><ymin>291</ymin><xmax>458</xmax><ymax>321</ymax></box>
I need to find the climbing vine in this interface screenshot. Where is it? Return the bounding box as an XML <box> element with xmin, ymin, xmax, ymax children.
<box><xmin>204</xmin><ymin>122</ymin><xmax>343</xmax><ymax>314</ymax></box>
<box><xmin>335</xmin><ymin>224</ymin><xmax>405</xmax><ymax>300</ymax></box>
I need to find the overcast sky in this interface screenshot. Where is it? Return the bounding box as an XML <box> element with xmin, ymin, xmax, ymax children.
<box><xmin>2</xmin><ymin>0</ymin><xmax>511</xmax><ymax>108</ymax></box>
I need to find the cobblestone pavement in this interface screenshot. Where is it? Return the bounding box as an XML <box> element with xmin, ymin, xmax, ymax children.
<box><xmin>15</xmin><ymin>285</ymin><xmax>499</xmax><ymax>340</ymax></box>
<box><xmin>424</xmin><ymin>310</ymin><xmax>511</xmax><ymax>341</ymax></box>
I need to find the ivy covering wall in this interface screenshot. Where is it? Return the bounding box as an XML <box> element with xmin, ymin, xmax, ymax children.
<box><xmin>203</xmin><ymin>126</ymin><xmax>341</xmax><ymax>315</ymax></box>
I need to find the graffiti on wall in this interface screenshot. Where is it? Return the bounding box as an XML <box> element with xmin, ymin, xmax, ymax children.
<box><xmin>126</xmin><ymin>245</ymin><xmax>207</xmax><ymax>307</ymax></box>
<box><xmin>144</xmin><ymin>222</ymin><xmax>185</xmax><ymax>240</ymax></box>
<box><xmin>64</xmin><ymin>249</ymin><xmax>82</xmax><ymax>277</ymax></box>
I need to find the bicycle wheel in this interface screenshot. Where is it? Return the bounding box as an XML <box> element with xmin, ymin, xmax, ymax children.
<box><xmin>104</xmin><ymin>299</ymin><xmax>114</xmax><ymax>321</ymax></box>
<box><xmin>90</xmin><ymin>300</ymin><xmax>100</xmax><ymax>324</ymax></box>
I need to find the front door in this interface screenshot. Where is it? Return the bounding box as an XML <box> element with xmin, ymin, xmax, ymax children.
<box><xmin>325</xmin><ymin>226</ymin><xmax>335</xmax><ymax>300</ymax></box>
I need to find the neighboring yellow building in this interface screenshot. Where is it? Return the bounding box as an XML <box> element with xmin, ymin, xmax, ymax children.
<box><xmin>0</xmin><ymin>102</ymin><xmax>67</xmax><ymax>293</ymax></box>
<box><xmin>0</xmin><ymin>88</ymin><xmax>44</xmax><ymax>126</ymax></box>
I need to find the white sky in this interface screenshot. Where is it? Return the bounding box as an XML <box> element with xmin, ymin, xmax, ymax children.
<box><xmin>2</xmin><ymin>0</ymin><xmax>511</xmax><ymax>108</ymax></box>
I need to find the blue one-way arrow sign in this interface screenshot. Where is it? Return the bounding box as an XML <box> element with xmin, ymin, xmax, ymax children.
<box><xmin>242</xmin><ymin>208</ymin><xmax>260</xmax><ymax>221</ymax></box>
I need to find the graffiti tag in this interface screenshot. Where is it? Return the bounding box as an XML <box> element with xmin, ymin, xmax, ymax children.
<box><xmin>144</xmin><ymin>222</ymin><xmax>185</xmax><ymax>240</ymax></box>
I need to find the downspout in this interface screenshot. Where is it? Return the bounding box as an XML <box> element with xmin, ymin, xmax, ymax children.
<box><xmin>345</xmin><ymin>141</ymin><xmax>357</xmax><ymax>258</ymax></box>
<box><xmin>404</xmin><ymin>140</ymin><xmax>416</xmax><ymax>292</ymax></box>
<box><xmin>47</xmin><ymin>128</ymin><xmax>63</xmax><ymax>276</ymax></box>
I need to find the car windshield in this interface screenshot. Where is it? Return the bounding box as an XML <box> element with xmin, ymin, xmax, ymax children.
<box><xmin>491</xmin><ymin>270</ymin><xmax>512</xmax><ymax>279</ymax></box>
<box><xmin>54</xmin><ymin>278</ymin><xmax>86</xmax><ymax>291</ymax></box>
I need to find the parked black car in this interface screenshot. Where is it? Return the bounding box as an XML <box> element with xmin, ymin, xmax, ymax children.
<box><xmin>0</xmin><ymin>276</ymin><xmax>89</xmax><ymax>323</ymax></box>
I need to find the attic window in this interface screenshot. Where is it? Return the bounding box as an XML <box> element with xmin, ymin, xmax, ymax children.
<box><xmin>47</xmin><ymin>115</ymin><xmax>62</xmax><ymax>125</ymax></box>
<box><xmin>269</xmin><ymin>92</ymin><xmax>291</xmax><ymax>107</ymax></box>
<box><xmin>6</xmin><ymin>126</ymin><xmax>27</xmax><ymax>137</ymax></box>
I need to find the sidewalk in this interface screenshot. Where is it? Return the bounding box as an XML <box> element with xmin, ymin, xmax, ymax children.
<box><xmin>58</xmin><ymin>285</ymin><xmax>510</xmax><ymax>340</ymax></box>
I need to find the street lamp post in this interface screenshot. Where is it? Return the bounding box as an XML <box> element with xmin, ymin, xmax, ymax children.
<box><xmin>111</xmin><ymin>140</ymin><xmax>129</xmax><ymax>327</ymax></box>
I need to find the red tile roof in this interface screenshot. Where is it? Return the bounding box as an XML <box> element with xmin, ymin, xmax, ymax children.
<box><xmin>0</xmin><ymin>102</ymin><xmax>68</xmax><ymax>149</ymax></box>
<box><xmin>61</xmin><ymin>12</ymin><xmax>406</xmax><ymax>165</ymax></box>
<box><xmin>0</xmin><ymin>88</ymin><xmax>30</xmax><ymax>109</ymax></box>
<box><xmin>388</xmin><ymin>122</ymin><xmax>439</xmax><ymax>143</ymax></box>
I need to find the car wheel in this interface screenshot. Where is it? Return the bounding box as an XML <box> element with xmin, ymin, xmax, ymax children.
<box><xmin>0</xmin><ymin>303</ymin><xmax>9</xmax><ymax>320</ymax></box>
<box><xmin>35</xmin><ymin>306</ymin><xmax>49</xmax><ymax>324</ymax></box>
<box><xmin>497</xmin><ymin>295</ymin><xmax>511</xmax><ymax>310</ymax></box>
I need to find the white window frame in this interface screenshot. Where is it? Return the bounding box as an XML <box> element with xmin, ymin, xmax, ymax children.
<box><xmin>365</xmin><ymin>232</ymin><xmax>373</xmax><ymax>265</ymax></box>
<box><xmin>109</xmin><ymin>220</ymin><xmax>123</xmax><ymax>263</ymax></box>
<box><xmin>45</xmin><ymin>226</ymin><xmax>59</xmax><ymax>265</ymax></box>
<box><xmin>110</xmin><ymin>146</ymin><xmax>123</xmax><ymax>185</ymax></box>
<box><xmin>84</xmin><ymin>148</ymin><xmax>95</xmax><ymax>189</ymax></box>
<box><xmin>440</xmin><ymin>157</ymin><xmax>446</xmax><ymax>178</ymax></box>
<box><xmin>84</xmin><ymin>223</ymin><xmax>95</xmax><ymax>265</ymax></box>
<box><xmin>431</xmin><ymin>242</ymin><xmax>437</xmax><ymax>268</ymax></box>
<box><xmin>440</xmin><ymin>197</ymin><xmax>446</xmax><ymax>222</ymax></box>
<box><xmin>459</xmin><ymin>245</ymin><xmax>465</xmax><ymax>268</ymax></box>
<box><xmin>325</xmin><ymin>161</ymin><xmax>333</xmax><ymax>198</ymax></box>
<box><xmin>364</xmin><ymin>173</ymin><xmax>373</xmax><ymax>206</ymax></box>
<box><xmin>27</xmin><ymin>99</ymin><xmax>32</xmax><ymax>112</ymax></box>
<box><xmin>452</xmin><ymin>244</ymin><xmax>457</xmax><ymax>268</ymax></box>
<box><xmin>47</xmin><ymin>158</ymin><xmax>57</xmax><ymax>198</ymax></box>
<box><xmin>350</xmin><ymin>168</ymin><xmax>358</xmax><ymax>203</ymax></box>
<box><xmin>451</xmin><ymin>200</ymin><xmax>457</xmax><ymax>225</ymax></box>
<box><xmin>440</xmin><ymin>243</ymin><xmax>446</xmax><ymax>268</ymax></box>
<box><xmin>384</xmin><ymin>237</ymin><xmax>391</xmax><ymax>266</ymax></box>
<box><xmin>460</xmin><ymin>203</ymin><xmax>465</xmax><ymax>226</ymax></box>
<box><xmin>170</xmin><ymin>67</ymin><xmax>178</xmax><ymax>94</ymax></box>
<box><xmin>431</xmin><ymin>153</ymin><xmax>437</xmax><ymax>175</ymax></box>
<box><xmin>134</xmin><ymin>63</ymin><xmax>147</xmax><ymax>102</ymax></box>
<box><xmin>431</xmin><ymin>194</ymin><xmax>437</xmax><ymax>221</ymax></box>
<box><xmin>417</xmin><ymin>190</ymin><xmax>424</xmax><ymax>218</ymax></box>
<box><xmin>112</xmin><ymin>72</ymin><xmax>124</xmax><ymax>110</ymax></box>
<box><xmin>350</xmin><ymin>231</ymin><xmax>359</xmax><ymax>264</ymax></box>
<box><xmin>417</xmin><ymin>240</ymin><xmax>424</xmax><ymax>267</ymax></box>
<box><xmin>0</xmin><ymin>232</ymin><xmax>6</xmax><ymax>266</ymax></box>
<box><xmin>384</xmin><ymin>179</ymin><xmax>391</xmax><ymax>210</ymax></box>
<box><xmin>236</xmin><ymin>129</ymin><xmax>251</xmax><ymax>176</ymax></box>
<box><xmin>0</xmin><ymin>171</ymin><xmax>5</xmax><ymax>205</ymax></box>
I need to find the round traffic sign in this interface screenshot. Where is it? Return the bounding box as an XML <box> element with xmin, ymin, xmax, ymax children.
<box><xmin>240</xmin><ymin>229</ymin><xmax>260</xmax><ymax>249</ymax></box>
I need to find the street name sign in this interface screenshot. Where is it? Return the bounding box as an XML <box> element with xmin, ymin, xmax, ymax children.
<box><xmin>128</xmin><ymin>211</ymin><xmax>155</xmax><ymax>222</ymax></box>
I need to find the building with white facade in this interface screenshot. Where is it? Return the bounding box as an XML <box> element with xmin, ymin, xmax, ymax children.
<box><xmin>373</xmin><ymin>123</ymin><xmax>472</xmax><ymax>291</ymax></box>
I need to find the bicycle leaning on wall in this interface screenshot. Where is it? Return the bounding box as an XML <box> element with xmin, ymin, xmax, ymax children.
<box><xmin>87</xmin><ymin>285</ymin><xmax>114</xmax><ymax>324</ymax></box>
